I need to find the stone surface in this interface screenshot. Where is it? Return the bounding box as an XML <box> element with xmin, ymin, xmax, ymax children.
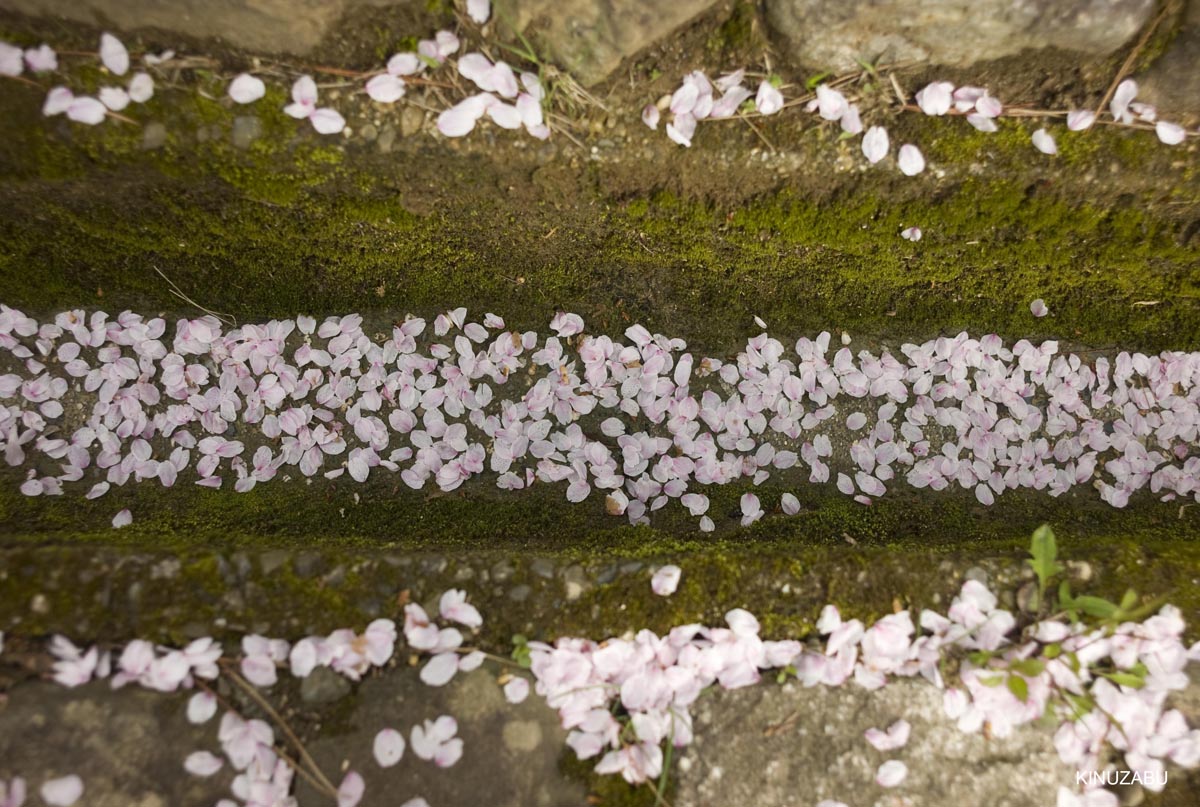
<box><xmin>497</xmin><ymin>0</ymin><xmax>723</xmax><ymax>86</ymax></box>
<box><xmin>1136</xmin><ymin>0</ymin><xmax>1200</xmax><ymax>118</ymax></box>
<box><xmin>0</xmin><ymin>0</ymin><xmax>375</xmax><ymax>54</ymax></box>
<box><xmin>0</xmin><ymin>681</ymin><xmax>226</xmax><ymax>807</ymax></box>
<box><xmin>295</xmin><ymin>665</ymin><xmax>584</xmax><ymax>807</ymax></box>
<box><xmin>766</xmin><ymin>0</ymin><xmax>1157</xmax><ymax>71</ymax></box>
<box><xmin>676</xmin><ymin>677</ymin><xmax>1078</xmax><ymax>807</ymax></box>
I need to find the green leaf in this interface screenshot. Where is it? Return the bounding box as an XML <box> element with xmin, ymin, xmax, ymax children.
<box><xmin>768</xmin><ymin>74</ymin><xmax>783</xmax><ymax>89</ymax></box>
<box><xmin>977</xmin><ymin>674</ymin><xmax>1005</xmax><ymax>687</ymax></box>
<box><xmin>1043</xmin><ymin>643</ymin><xmax>1062</xmax><ymax>659</ymax></box>
<box><xmin>1101</xmin><ymin>672</ymin><xmax>1145</xmax><ymax>689</ymax></box>
<box><xmin>1029</xmin><ymin>525</ymin><xmax>1064</xmax><ymax>603</ymax></box>
<box><xmin>1007</xmin><ymin>674</ymin><xmax>1029</xmax><ymax>702</ymax></box>
<box><xmin>1009</xmin><ymin>659</ymin><xmax>1045</xmax><ymax>677</ymax></box>
<box><xmin>804</xmin><ymin>72</ymin><xmax>830</xmax><ymax>90</ymax></box>
<box><xmin>1074</xmin><ymin>596</ymin><xmax>1119</xmax><ymax>619</ymax></box>
<box><xmin>1119</xmin><ymin>589</ymin><xmax>1138</xmax><ymax>613</ymax></box>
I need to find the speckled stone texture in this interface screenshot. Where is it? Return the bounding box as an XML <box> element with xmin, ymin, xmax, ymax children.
<box><xmin>766</xmin><ymin>0</ymin><xmax>1156</xmax><ymax>71</ymax></box>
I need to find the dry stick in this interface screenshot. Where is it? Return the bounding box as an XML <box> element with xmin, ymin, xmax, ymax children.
<box><xmin>1094</xmin><ymin>0</ymin><xmax>1178</xmax><ymax>119</ymax></box>
<box><xmin>739</xmin><ymin>114</ymin><xmax>777</xmax><ymax>152</ymax></box>
<box><xmin>1</xmin><ymin>73</ymin><xmax>44</xmax><ymax>88</ymax></box>
<box><xmin>151</xmin><ymin>265</ymin><xmax>237</xmax><ymax>327</ymax></box>
<box><xmin>223</xmin><ymin>664</ymin><xmax>340</xmax><ymax>796</ymax></box>
<box><xmin>195</xmin><ymin>678</ymin><xmax>338</xmax><ymax>799</ymax></box>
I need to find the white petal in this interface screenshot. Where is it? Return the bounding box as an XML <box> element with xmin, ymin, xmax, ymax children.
<box><xmin>337</xmin><ymin>771</ymin><xmax>365</xmax><ymax>807</ymax></box>
<box><xmin>651</xmin><ymin>565</ymin><xmax>682</xmax><ymax>596</ymax></box>
<box><xmin>862</xmin><ymin>126</ymin><xmax>889</xmax><ymax>164</ymax></box>
<box><xmin>366</xmin><ymin>74</ymin><xmax>405</xmax><ymax>104</ymax></box>
<box><xmin>42</xmin><ymin>86</ymin><xmax>74</xmax><ymax>117</ymax></box>
<box><xmin>897</xmin><ymin>143</ymin><xmax>925</xmax><ymax>176</ymax></box>
<box><xmin>292</xmin><ymin>75</ymin><xmax>318</xmax><ymax>106</ymax></box>
<box><xmin>420</xmin><ymin>652</ymin><xmax>460</xmax><ymax>686</ymax></box>
<box><xmin>1156</xmin><ymin>121</ymin><xmax>1186</xmax><ymax>146</ymax></box>
<box><xmin>127</xmin><ymin>72</ymin><xmax>154</xmax><ymax>103</ymax></box>
<box><xmin>1030</xmin><ymin>298</ymin><xmax>1049</xmax><ymax>318</ymax></box>
<box><xmin>642</xmin><ymin>104</ymin><xmax>660</xmax><ymax>130</ymax></box>
<box><xmin>1067</xmin><ymin>110</ymin><xmax>1095</xmax><ymax>131</ymax></box>
<box><xmin>99</xmin><ymin>86</ymin><xmax>130</xmax><ymax>111</ymax></box>
<box><xmin>111</xmin><ymin>508</ymin><xmax>132</xmax><ymax>527</ymax></box>
<box><xmin>310</xmin><ymin>108</ymin><xmax>346</xmax><ymax>135</ymax></box>
<box><xmin>901</xmin><ymin>227</ymin><xmax>921</xmax><ymax>242</ymax></box>
<box><xmin>487</xmin><ymin>102</ymin><xmax>522</xmax><ymax>129</ymax></box>
<box><xmin>388</xmin><ymin>52</ymin><xmax>421</xmax><ymax>76</ymax></box>
<box><xmin>467</xmin><ymin>0</ymin><xmax>491</xmax><ymax>25</ymax></box>
<box><xmin>228</xmin><ymin>73</ymin><xmax>266</xmax><ymax>104</ymax></box>
<box><xmin>1031</xmin><ymin>128</ymin><xmax>1057</xmax><ymax>155</ymax></box>
<box><xmin>41</xmin><ymin>775</ymin><xmax>84</xmax><ymax>806</ymax></box>
<box><xmin>876</xmin><ymin>760</ymin><xmax>907</xmax><ymax>787</ymax></box>
<box><xmin>504</xmin><ymin>677</ymin><xmax>530</xmax><ymax>703</ymax></box>
<box><xmin>99</xmin><ymin>33</ymin><xmax>129</xmax><ymax>76</ymax></box>
<box><xmin>373</xmin><ymin>728</ymin><xmax>405</xmax><ymax>767</ymax></box>
<box><xmin>755</xmin><ymin>80</ymin><xmax>783</xmax><ymax>116</ymax></box>
<box><xmin>186</xmin><ymin>691</ymin><xmax>217</xmax><ymax>724</ymax></box>
<box><xmin>184</xmin><ymin>751</ymin><xmax>224</xmax><ymax>777</ymax></box>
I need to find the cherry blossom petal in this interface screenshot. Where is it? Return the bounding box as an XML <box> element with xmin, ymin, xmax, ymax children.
<box><xmin>42</xmin><ymin>86</ymin><xmax>73</xmax><ymax>116</ymax></box>
<box><xmin>876</xmin><ymin>760</ymin><xmax>907</xmax><ymax>788</ymax></box>
<box><xmin>99</xmin><ymin>33</ymin><xmax>129</xmax><ymax>76</ymax></box>
<box><xmin>366</xmin><ymin>74</ymin><xmax>406</xmax><ymax>104</ymax></box>
<box><xmin>1030</xmin><ymin>298</ymin><xmax>1049</xmax><ymax>318</ymax></box>
<box><xmin>897</xmin><ymin>144</ymin><xmax>925</xmax><ymax>176</ymax></box>
<box><xmin>337</xmin><ymin>771</ymin><xmax>365</xmax><ymax>807</ymax></box>
<box><xmin>41</xmin><ymin>775</ymin><xmax>84</xmax><ymax>807</ymax></box>
<box><xmin>467</xmin><ymin>0</ymin><xmax>491</xmax><ymax>25</ymax></box>
<box><xmin>420</xmin><ymin>652</ymin><xmax>460</xmax><ymax>686</ymax></box>
<box><xmin>112</xmin><ymin>509</ymin><xmax>132</xmax><ymax>528</ymax></box>
<box><xmin>642</xmin><ymin>104</ymin><xmax>661</xmax><ymax>130</ymax></box>
<box><xmin>184</xmin><ymin>751</ymin><xmax>224</xmax><ymax>777</ymax></box>
<box><xmin>755</xmin><ymin>80</ymin><xmax>783</xmax><ymax>116</ymax></box>
<box><xmin>67</xmin><ymin>96</ymin><xmax>108</xmax><ymax>125</ymax></box>
<box><xmin>128</xmin><ymin>72</ymin><xmax>154</xmax><ymax>103</ymax></box>
<box><xmin>373</xmin><ymin>728</ymin><xmax>405</xmax><ymax>767</ymax></box>
<box><xmin>1156</xmin><ymin>121</ymin><xmax>1186</xmax><ymax>146</ymax></box>
<box><xmin>1067</xmin><ymin>110</ymin><xmax>1095</xmax><ymax>131</ymax></box>
<box><xmin>901</xmin><ymin>227</ymin><xmax>921</xmax><ymax>242</ymax></box>
<box><xmin>1031</xmin><ymin>128</ymin><xmax>1057</xmax><ymax>155</ymax></box>
<box><xmin>504</xmin><ymin>677</ymin><xmax>530</xmax><ymax>703</ymax></box>
<box><xmin>229</xmin><ymin>73</ymin><xmax>266</xmax><ymax>104</ymax></box>
<box><xmin>99</xmin><ymin>86</ymin><xmax>130</xmax><ymax>111</ymax></box>
<box><xmin>651</xmin><ymin>565</ymin><xmax>681</xmax><ymax>596</ymax></box>
<box><xmin>862</xmin><ymin>126</ymin><xmax>889</xmax><ymax>164</ymax></box>
<box><xmin>186</xmin><ymin>691</ymin><xmax>217</xmax><ymax>724</ymax></box>
<box><xmin>310</xmin><ymin>108</ymin><xmax>346</xmax><ymax>135</ymax></box>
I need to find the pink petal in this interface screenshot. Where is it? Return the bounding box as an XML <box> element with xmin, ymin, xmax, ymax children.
<box><xmin>901</xmin><ymin>227</ymin><xmax>921</xmax><ymax>242</ymax></box>
<box><xmin>487</xmin><ymin>102</ymin><xmax>522</xmax><ymax>129</ymax></box>
<box><xmin>99</xmin><ymin>86</ymin><xmax>130</xmax><ymax>111</ymax></box>
<box><xmin>897</xmin><ymin>144</ymin><xmax>925</xmax><ymax>176</ymax></box>
<box><xmin>292</xmin><ymin>75</ymin><xmax>318</xmax><ymax>106</ymax></box>
<box><xmin>228</xmin><ymin>73</ymin><xmax>265</xmax><ymax>104</ymax></box>
<box><xmin>1031</xmin><ymin>128</ymin><xmax>1057</xmax><ymax>155</ymax></box>
<box><xmin>755</xmin><ymin>80</ymin><xmax>783</xmax><ymax>116</ymax></box>
<box><xmin>504</xmin><ymin>677</ymin><xmax>530</xmax><ymax>704</ymax></box>
<box><xmin>642</xmin><ymin>104</ymin><xmax>661</xmax><ymax>130</ymax></box>
<box><xmin>99</xmin><ymin>32</ymin><xmax>128</xmax><ymax>76</ymax></box>
<box><xmin>128</xmin><ymin>73</ymin><xmax>154</xmax><ymax>103</ymax></box>
<box><xmin>876</xmin><ymin>760</ymin><xmax>907</xmax><ymax>788</ymax></box>
<box><xmin>310</xmin><ymin>108</ymin><xmax>346</xmax><ymax>135</ymax></box>
<box><xmin>41</xmin><ymin>775</ymin><xmax>84</xmax><ymax>807</ymax></box>
<box><xmin>112</xmin><ymin>508</ymin><xmax>132</xmax><ymax>528</ymax></box>
<box><xmin>420</xmin><ymin>652</ymin><xmax>460</xmax><ymax>686</ymax></box>
<box><xmin>651</xmin><ymin>565</ymin><xmax>681</xmax><ymax>596</ymax></box>
<box><xmin>67</xmin><ymin>96</ymin><xmax>108</xmax><ymax>125</ymax></box>
<box><xmin>915</xmin><ymin>81</ymin><xmax>954</xmax><ymax>116</ymax></box>
<box><xmin>42</xmin><ymin>86</ymin><xmax>74</xmax><ymax>116</ymax></box>
<box><xmin>337</xmin><ymin>771</ymin><xmax>365</xmax><ymax>807</ymax></box>
<box><xmin>862</xmin><ymin>126</ymin><xmax>889</xmax><ymax>163</ymax></box>
<box><xmin>1110</xmin><ymin>78</ymin><xmax>1137</xmax><ymax>122</ymax></box>
<box><xmin>373</xmin><ymin>728</ymin><xmax>405</xmax><ymax>767</ymax></box>
<box><xmin>366</xmin><ymin>74</ymin><xmax>405</xmax><ymax>103</ymax></box>
<box><xmin>186</xmin><ymin>692</ymin><xmax>217</xmax><ymax>724</ymax></box>
<box><xmin>1030</xmin><ymin>298</ymin><xmax>1049</xmax><ymax>318</ymax></box>
<box><xmin>467</xmin><ymin>0</ymin><xmax>491</xmax><ymax>24</ymax></box>
<box><xmin>437</xmin><ymin>95</ymin><xmax>491</xmax><ymax>137</ymax></box>
<box><xmin>1156</xmin><ymin>121</ymin><xmax>1186</xmax><ymax>145</ymax></box>
<box><xmin>1067</xmin><ymin>110</ymin><xmax>1095</xmax><ymax>131</ymax></box>
<box><xmin>184</xmin><ymin>750</ymin><xmax>224</xmax><ymax>777</ymax></box>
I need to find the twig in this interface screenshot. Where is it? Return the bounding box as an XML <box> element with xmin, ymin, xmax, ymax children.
<box><xmin>223</xmin><ymin>664</ymin><xmax>339</xmax><ymax>796</ymax></box>
<box><xmin>196</xmin><ymin>678</ymin><xmax>337</xmax><ymax>799</ymax></box>
<box><xmin>151</xmin><ymin>265</ymin><xmax>237</xmax><ymax>326</ymax></box>
<box><xmin>739</xmin><ymin>114</ymin><xmax>776</xmax><ymax>152</ymax></box>
<box><xmin>1094</xmin><ymin>1</ymin><xmax>1177</xmax><ymax>119</ymax></box>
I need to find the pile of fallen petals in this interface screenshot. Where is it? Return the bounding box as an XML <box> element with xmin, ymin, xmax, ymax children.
<box><xmin>4</xmin><ymin>306</ymin><xmax>1200</xmax><ymax>530</ymax></box>
<box><xmin>648</xmin><ymin>70</ymin><xmax>1191</xmax><ymax>167</ymax></box>
<box><xmin>3</xmin><ymin>574</ymin><xmax>1198</xmax><ymax>807</ymax></box>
